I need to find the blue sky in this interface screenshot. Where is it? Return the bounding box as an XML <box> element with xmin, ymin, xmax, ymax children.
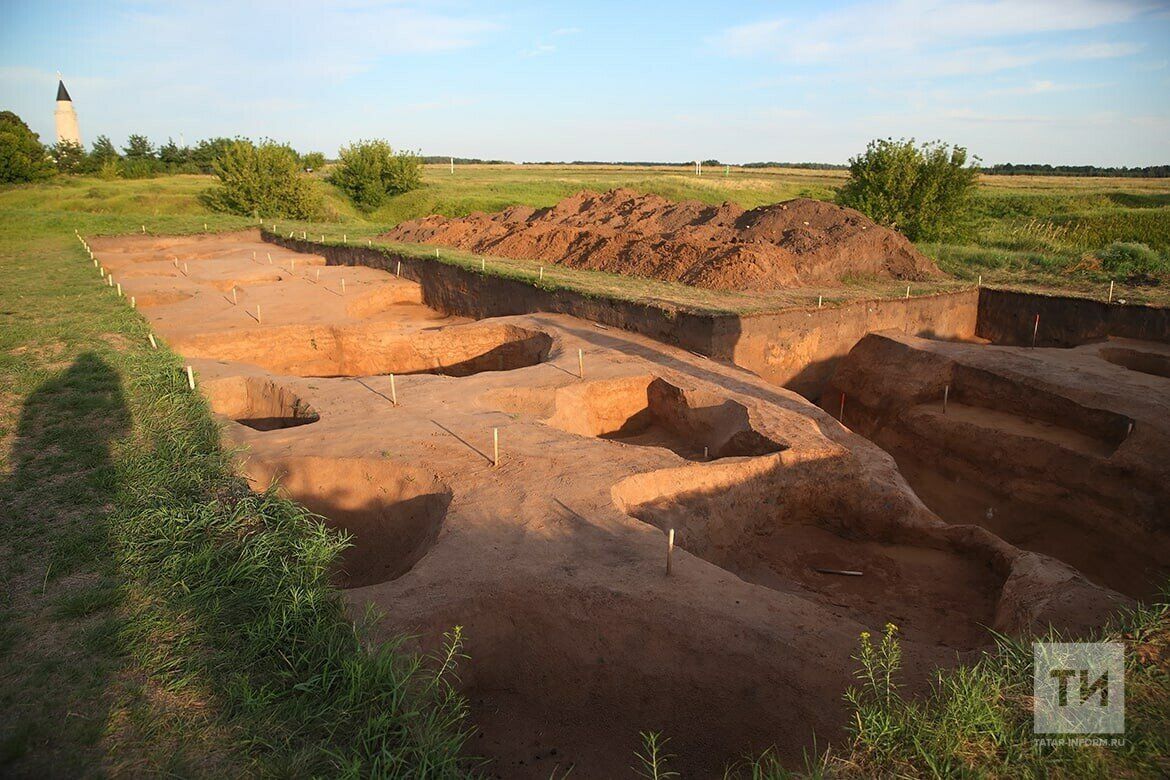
<box><xmin>2</xmin><ymin>0</ymin><xmax>1168</xmax><ymax>165</ymax></box>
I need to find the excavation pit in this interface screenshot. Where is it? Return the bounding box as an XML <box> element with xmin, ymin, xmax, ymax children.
<box><xmin>825</xmin><ymin>332</ymin><xmax>1168</xmax><ymax>599</ymax></box>
<box><xmin>544</xmin><ymin>375</ymin><xmax>786</xmax><ymax>460</ymax></box>
<box><xmin>614</xmin><ymin>458</ymin><xmax>1002</xmax><ymax>650</ymax></box>
<box><xmin>245</xmin><ymin>456</ymin><xmax>451</xmax><ymax>588</ymax></box>
<box><xmin>1099</xmin><ymin>346</ymin><xmax>1170</xmax><ymax>379</ymax></box>
<box><xmin>174</xmin><ymin>322</ymin><xmax>553</xmax><ymax>378</ymax></box>
<box><xmin>203</xmin><ymin>376</ymin><xmax>319</xmax><ymax>431</ymax></box>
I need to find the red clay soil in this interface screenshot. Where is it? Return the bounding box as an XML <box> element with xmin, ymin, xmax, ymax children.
<box><xmin>90</xmin><ymin>231</ymin><xmax>1129</xmax><ymax>778</ymax></box>
<box><xmin>822</xmin><ymin>332</ymin><xmax>1170</xmax><ymax>601</ymax></box>
<box><xmin>382</xmin><ymin>188</ymin><xmax>942</xmax><ymax>291</ymax></box>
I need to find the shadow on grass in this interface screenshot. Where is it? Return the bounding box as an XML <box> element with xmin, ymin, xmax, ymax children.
<box><xmin>0</xmin><ymin>352</ymin><xmax>130</xmax><ymax>774</ymax></box>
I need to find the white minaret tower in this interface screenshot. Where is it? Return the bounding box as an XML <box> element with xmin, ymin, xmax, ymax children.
<box><xmin>54</xmin><ymin>73</ymin><xmax>81</xmax><ymax>146</ymax></box>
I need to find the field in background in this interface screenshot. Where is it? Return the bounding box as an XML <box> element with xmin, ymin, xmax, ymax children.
<box><xmin>3</xmin><ymin>163</ymin><xmax>1169</xmax><ymax>308</ymax></box>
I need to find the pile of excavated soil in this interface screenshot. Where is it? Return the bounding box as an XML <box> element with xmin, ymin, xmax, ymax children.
<box><xmin>383</xmin><ymin>188</ymin><xmax>943</xmax><ymax>291</ymax></box>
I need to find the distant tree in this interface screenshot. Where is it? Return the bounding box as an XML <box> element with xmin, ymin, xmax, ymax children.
<box><xmin>121</xmin><ymin>134</ymin><xmax>163</xmax><ymax>178</ymax></box>
<box><xmin>837</xmin><ymin>138</ymin><xmax>980</xmax><ymax>241</ymax></box>
<box><xmin>300</xmin><ymin>151</ymin><xmax>326</xmax><ymax>171</ymax></box>
<box><xmin>97</xmin><ymin>158</ymin><xmax>121</xmax><ymax>180</ymax></box>
<box><xmin>122</xmin><ymin>134</ymin><xmax>156</xmax><ymax>160</ymax></box>
<box><xmin>51</xmin><ymin>140</ymin><xmax>88</xmax><ymax>173</ymax></box>
<box><xmin>702</xmin><ymin>159</ymin><xmax>721</xmax><ymax>167</ymax></box>
<box><xmin>189</xmin><ymin>137</ymin><xmax>235</xmax><ymax>174</ymax></box>
<box><xmin>158</xmin><ymin>138</ymin><xmax>191</xmax><ymax>169</ymax></box>
<box><xmin>0</xmin><ymin>111</ymin><xmax>54</xmax><ymax>183</ymax></box>
<box><xmin>200</xmin><ymin>139</ymin><xmax>321</xmax><ymax>219</ymax></box>
<box><xmin>329</xmin><ymin>140</ymin><xmax>422</xmax><ymax>210</ymax></box>
<box><xmin>86</xmin><ymin>135</ymin><xmax>120</xmax><ymax>173</ymax></box>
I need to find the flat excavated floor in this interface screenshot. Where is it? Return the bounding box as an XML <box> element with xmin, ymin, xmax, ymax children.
<box><xmin>91</xmin><ymin>230</ymin><xmax>1128</xmax><ymax>778</ymax></box>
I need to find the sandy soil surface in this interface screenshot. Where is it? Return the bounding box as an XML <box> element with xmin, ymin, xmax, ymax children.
<box><xmin>382</xmin><ymin>188</ymin><xmax>942</xmax><ymax>291</ymax></box>
<box><xmin>91</xmin><ymin>230</ymin><xmax>1124</xmax><ymax>778</ymax></box>
<box><xmin>823</xmin><ymin>331</ymin><xmax>1170</xmax><ymax>601</ymax></box>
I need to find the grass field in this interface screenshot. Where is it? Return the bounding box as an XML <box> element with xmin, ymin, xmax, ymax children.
<box><xmin>9</xmin><ymin>163</ymin><xmax>1169</xmax><ymax>308</ymax></box>
<box><xmin>1</xmin><ymin>167</ymin><xmax>1169</xmax><ymax>777</ymax></box>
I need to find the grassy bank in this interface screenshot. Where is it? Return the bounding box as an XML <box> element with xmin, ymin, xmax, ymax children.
<box><xmin>0</xmin><ymin>206</ymin><xmax>472</xmax><ymax>775</ymax></box>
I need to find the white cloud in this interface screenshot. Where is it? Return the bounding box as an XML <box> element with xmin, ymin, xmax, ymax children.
<box><xmin>709</xmin><ymin>0</ymin><xmax>1151</xmax><ymax>77</ymax></box>
<box><xmin>984</xmin><ymin>79</ymin><xmax>1109</xmax><ymax>96</ymax></box>
<box><xmin>712</xmin><ymin>20</ymin><xmax>785</xmax><ymax>56</ymax></box>
<box><xmin>115</xmin><ymin>1</ymin><xmax>500</xmax><ymax>86</ymax></box>
<box><xmin>712</xmin><ymin>0</ymin><xmax>1150</xmax><ymax>58</ymax></box>
<box><xmin>521</xmin><ymin>43</ymin><xmax>556</xmax><ymax>57</ymax></box>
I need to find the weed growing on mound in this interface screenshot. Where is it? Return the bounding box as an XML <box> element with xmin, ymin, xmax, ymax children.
<box><xmin>739</xmin><ymin>600</ymin><xmax>1170</xmax><ymax>778</ymax></box>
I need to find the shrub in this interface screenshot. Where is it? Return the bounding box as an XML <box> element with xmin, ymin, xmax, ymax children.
<box><xmin>191</xmin><ymin>137</ymin><xmax>236</xmax><ymax>175</ymax></box>
<box><xmin>300</xmin><ymin>151</ymin><xmax>326</xmax><ymax>171</ymax></box>
<box><xmin>84</xmin><ymin>134</ymin><xmax>120</xmax><ymax>174</ymax></box>
<box><xmin>1095</xmin><ymin>241</ymin><xmax>1168</xmax><ymax>282</ymax></box>
<box><xmin>838</xmin><ymin>138</ymin><xmax>979</xmax><ymax>241</ymax></box>
<box><xmin>0</xmin><ymin>110</ymin><xmax>55</xmax><ymax>183</ymax></box>
<box><xmin>97</xmin><ymin>159</ymin><xmax>121</xmax><ymax>180</ymax></box>
<box><xmin>51</xmin><ymin>140</ymin><xmax>87</xmax><ymax>174</ymax></box>
<box><xmin>200</xmin><ymin>139</ymin><xmax>321</xmax><ymax>219</ymax></box>
<box><xmin>329</xmin><ymin>140</ymin><xmax>422</xmax><ymax>211</ymax></box>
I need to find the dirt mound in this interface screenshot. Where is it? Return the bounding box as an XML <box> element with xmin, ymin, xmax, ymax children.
<box><xmin>383</xmin><ymin>188</ymin><xmax>942</xmax><ymax>291</ymax></box>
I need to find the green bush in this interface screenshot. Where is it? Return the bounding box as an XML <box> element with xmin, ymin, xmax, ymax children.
<box><xmin>838</xmin><ymin>138</ymin><xmax>979</xmax><ymax>241</ymax></box>
<box><xmin>200</xmin><ymin>139</ymin><xmax>321</xmax><ymax>219</ymax></box>
<box><xmin>300</xmin><ymin>151</ymin><xmax>326</xmax><ymax>171</ymax></box>
<box><xmin>97</xmin><ymin>159</ymin><xmax>121</xmax><ymax>180</ymax></box>
<box><xmin>85</xmin><ymin>134</ymin><xmax>120</xmax><ymax>174</ymax></box>
<box><xmin>1095</xmin><ymin>241</ymin><xmax>1168</xmax><ymax>281</ymax></box>
<box><xmin>329</xmin><ymin>140</ymin><xmax>422</xmax><ymax>211</ymax></box>
<box><xmin>0</xmin><ymin>111</ymin><xmax>55</xmax><ymax>183</ymax></box>
<box><xmin>50</xmin><ymin>140</ymin><xmax>87</xmax><ymax>174</ymax></box>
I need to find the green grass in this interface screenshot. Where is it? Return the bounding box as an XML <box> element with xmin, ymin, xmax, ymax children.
<box><xmin>0</xmin><ymin>194</ymin><xmax>472</xmax><ymax>776</ymax></box>
<box><xmin>721</xmin><ymin>598</ymin><xmax>1170</xmax><ymax>779</ymax></box>
<box><xmin>2</xmin><ymin>166</ymin><xmax>1169</xmax><ymax>776</ymax></box>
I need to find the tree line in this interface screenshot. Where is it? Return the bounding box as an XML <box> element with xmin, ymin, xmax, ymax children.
<box><xmin>0</xmin><ymin>109</ymin><xmax>421</xmax><ymax>220</ymax></box>
<box><xmin>0</xmin><ymin>110</ymin><xmax>329</xmax><ymax>182</ymax></box>
<box><xmin>53</xmin><ymin>134</ymin><xmax>328</xmax><ymax>179</ymax></box>
<box><xmin>982</xmin><ymin>163</ymin><xmax>1170</xmax><ymax>178</ymax></box>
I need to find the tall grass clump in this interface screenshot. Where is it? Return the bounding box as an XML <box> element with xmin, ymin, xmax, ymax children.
<box><xmin>835</xmin><ymin>606</ymin><xmax>1168</xmax><ymax>777</ymax></box>
<box><xmin>1093</xmin><ymin>241</ymin><xmax>1168</xmax><ymax>282</ymax></box>
<box><xmin>111</xmin><ymin>345</ymin><xmax>472</xmax><ymax>776</ymax></box>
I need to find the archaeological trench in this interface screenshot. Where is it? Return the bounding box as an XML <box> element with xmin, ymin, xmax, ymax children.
<box><xmin>89</xmin><ymin>228</ymin><xmax>1169</xmax><ymax>778</ymax></box>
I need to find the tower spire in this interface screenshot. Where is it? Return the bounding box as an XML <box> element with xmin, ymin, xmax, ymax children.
<box><xmin>55</xmin><ymin>74</ymin><xmax>81</xmax><ymax>144</ymax></box>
